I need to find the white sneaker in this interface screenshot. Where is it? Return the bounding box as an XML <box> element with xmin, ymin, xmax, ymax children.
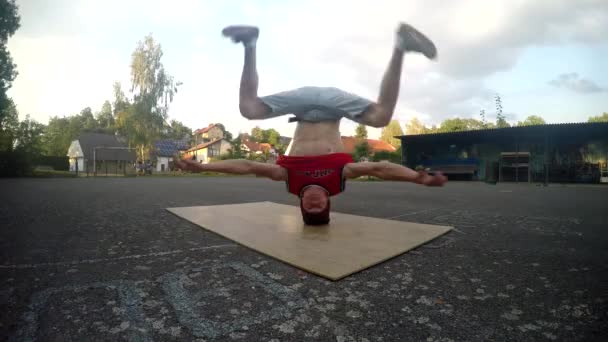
<box><xmin>397</xmin><ymin>23</ymin><xmax>437</xmax><ymax>59</ymax></box>
<box><xmin>222</xmin><ymin>25</ymin><xmax>260</xmax><ymax>45</ymax></box>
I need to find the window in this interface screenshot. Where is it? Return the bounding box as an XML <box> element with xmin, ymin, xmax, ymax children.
<box><xmin>209</xmin><ymin>147</ymin><xmax>220</xmax><ymax>157</ymax></box>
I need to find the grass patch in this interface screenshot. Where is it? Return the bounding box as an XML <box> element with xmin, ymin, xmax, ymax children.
<box><xmin>30</xmin><ymin>170</ymin><xmax>77</xmax><ymax>178</ymax></box>
<box><xmin>351</xmin><ymin>176</ymin><xmax>383</xmax><ymax>182</ymax></box>
<box><xmin>147</xmin><ymin>171</ymin><xmax>254</xmax><ymax>177</ymax></box>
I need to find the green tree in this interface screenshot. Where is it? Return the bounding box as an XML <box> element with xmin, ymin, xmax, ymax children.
<box><xmin>14</xmin><ymin>114</ymin><xmax>45</xmax><ymax>157</ymax></box>
<box><xmin>118</xmin><ymin>34</ymin><xmax>181</xmax><ymax>161</ymax></box>
<box><xmin>517</xmin><ymin>115</ymin><xmax>546</xmax><ymax>126</ymax></box>
<box><xmin>0</xmin><ymin>0</ymin><xmax>20</xmax><ymax>115</ymax></box>
<box><xmin>96</xmin><ymin>101</ymin><xmax>114</xmax><ymax>130</ymax></box>
<box><xmin>79</xmin><ymin>107</ymin><xmax>98</xmax><ymax>131</ymax></box>
<box><xmin>251</xmin><ymin>126</ymin><xmax>264</xmax><ymax>142</ymax></box>
<box><xmin>405</xmin><ymin>117</ymin><xmax>431</xmax><ymax>135</ymax></box>
<box><xmin>225</xmin><ymin>134</ymin><xmax>244</xmax><ymax>159</ymax></box>
<box><xmin>274</xmin><ymin>143</ymin><xmax>287</xmax><ymax>155</ymax></box>
<box><xmin>43</xmin><ymin>116</ymin><xmax>71</xmax><ymax>156</ymax></box>
<box><xmin>435</xmin><ymin>118</ymin><xmax>487</xmax><ymax>133</ymax></box>
<box><xmin>353</xmin><ymin>141</ymin><xmax>370</xmax><ymax>161</ymax></box>
<box><xmin>112</xmin><ymin>81</ymin><xmax>129</xmax><ymax>115</ymax></box>
<box><xmin>165</xmin><ymin>119</ymin><xmax>192</xmax><ymax>140</ymax></box>
<box><xmin>380</xmin><ymin>120</ymin><xmax>403</xmax><ymax>147</ymax></box>
<box><xmin>587</xmin><ymin>112</ymin><xmax>608</xmax><ymax>123</ymax></box>
<box><xmin>265</xmin><ymin>128</ymin><xmax>280</xmax><ymax>145</ymax></box>
<box><xmin>355</xmin><ymin>124</ymin><xmax>368</xmax><ymax>139</ymax></box>
<box><xmin>0</xmin><ymin>97</ymin><xmax>18</xmax><ymax>151</ymax></box>
<box><xmin>495</xmin><ymin>93</ymin><xmax>510</xmax><ymax>128</ymax></box>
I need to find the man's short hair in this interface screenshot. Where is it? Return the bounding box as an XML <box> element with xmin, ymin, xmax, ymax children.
<box><xmin>299</xmin><ymin>197</ymin><xmax>330</xmax><ymax>225</ymax></box>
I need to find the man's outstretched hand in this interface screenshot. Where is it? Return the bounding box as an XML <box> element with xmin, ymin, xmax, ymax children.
<box><xmin>416</xmin><ymin>171</ymin><xmax>448</xmax><ymax>187</ymax></box>
<box><xmin>173</xmin><ymin>158</ymin><xmax>203</xmax><ymax>172</ymax></box>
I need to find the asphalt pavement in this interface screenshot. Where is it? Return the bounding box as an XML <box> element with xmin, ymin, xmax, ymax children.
<box><xmin>1</xmin><ymin>177</ymin><xmax>607</xmax><ymax>341</ymax></box>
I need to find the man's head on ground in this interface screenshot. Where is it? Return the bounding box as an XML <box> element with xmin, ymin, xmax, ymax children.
<box><xmin>300</xmin><ymin>185</ymin><xmax>330</xmax><ymax>225</ymax></box>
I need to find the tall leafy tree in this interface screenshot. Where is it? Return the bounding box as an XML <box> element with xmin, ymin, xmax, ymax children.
<box><xmin>405</xmin><ymin>117</ymin><xmax>430</xmax><ymax>135</ymax></box>
<box><xmin>0</xmin><ymin>97</ymin><xmax>18</xmax><ymax>151</ymax></box>
<box><xmin>251</xmin><ymin>126</ymin><xmax>264</xmax><ymax>142</ymax></box>
<box><xmin>517</xmin><ymin>115</ymin><xmax>546</xmax><ymax>126</ymax></box>
<box><xmin>355</xmin><ymin>123</ymin><xmax>368</xmax><ymax>140</ymax></box>
<box><xmin>0</xmin><ymin>99</ymin><xmax>19</xmax><ymax>151</ymax></box>
<box><xmin>353</xmin><ymin>141</ymin><xmax>370</xmax><ymax>161</ymax></box>
<box><xmin>112</xmin><ymin>81</ymin><xmax>129</xmax><ymax>115</ymax></box>
<box><xmin>14</xmin><ymin>114</ymin><xmax>45</xmax><ymax>157</ymax></box>
<box><xmin>165</xmin><ymin>119</ymin><xmax>192</xmax><ymax>140</ymax></box>
<box><xmin>117</xmin><ymin>34</ymin><xmax>181</xmax><ymax>161</ymax></box>
<box><xmin>79</xmin><ymin>107</ymin><xmax>98</xmax><ymax>131</ymax></box>
<box><xmin>43</xmin><ymin>116</ymin><xmax>71</xmax><ymax>156</ymax></box>
<box><xmin>495</xmin><ymin>94</ymin><xmax>510</xmax><ymax>128</ymax></box>
<box><xmin>227</xmin><ymin>134</ymin><xmax>244</xmax><ymax>159</ymax></box>
<box><xmin>380</xmin><ymin>120</ymin><xmax>403</xmax><ymax>147</ymax></box>
<box><xmin>265</xmin><ymin>128</ymin><xmax>280</xmax><ymax>145</ymax></box>
<box><xmin>0</xmin><ymin>0</ymin><xmax>20</xmax><ymax>114</ymax></box>
<box><xmin>96</xmin><ymin>101</ymin><xmax>114</xmax><ymax>130</ymax></box>
<box><xmin>587</xmin><ymin>112</ymin><xmax>608</xmax><ymax>123</ymax></box>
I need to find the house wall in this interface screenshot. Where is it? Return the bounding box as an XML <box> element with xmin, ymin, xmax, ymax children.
<box><xmin>219</xmin><ymin>140</ymin><xmax>231</xmax><ymax>155</ymax></box>
<box><xmin>205</xmin><ymin>127</ymin><xmax>224</xmax><ymax>140</ymax></box>
<box><xmin>67</xmin><ymin>140</ymin><xmax>83</xmax><ymax>159</ymax></box>
<box><xmin>402</xmin><ymin>126</ymin><xmax>608</xmax><ymax>183</ymax></box>
<box><xmin>193</xmin><ymin>148</ymin><xmax>209</xmax><ymax>164</ymax></box>
<box><xmin>156</xmin><ymin>156</ymin><xmax>171</xmax><ymax>172</ymax></box>
<box><xmin>69</xmin><ymin>157</ymin><xmax>84</xmax><ymax>172</ymax></box>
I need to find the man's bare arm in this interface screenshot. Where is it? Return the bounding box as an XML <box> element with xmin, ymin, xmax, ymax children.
<box><xmin>343</xmin><ymin>161</ymin><xmax>447</xmax><ymax>186</ymax></box>
<box><xmin>174</xmin><ymin>159</ymin><xmax>286</xmax><ymax>181</ymax></box>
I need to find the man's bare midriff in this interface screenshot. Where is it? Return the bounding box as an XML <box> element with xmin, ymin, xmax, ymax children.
<box><xmin>287</xmin><ymin>120</ymin><xmax>344</xmax><ymax>156</ymax></box>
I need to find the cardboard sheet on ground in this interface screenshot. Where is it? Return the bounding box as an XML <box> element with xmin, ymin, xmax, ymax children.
<box><xmin>167</xmin><ymin>202</ymin><xmax>452</xmax><ymax>280</ymax></box>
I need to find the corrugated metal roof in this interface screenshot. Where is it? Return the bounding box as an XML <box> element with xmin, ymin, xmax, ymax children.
<box><xmin>397</xmin><ymin>121</ymin><xmax>608</xmax><ymax>139</ymax></box>
<box><xmin>77</xmin><ymin>132</ymin><xmax>136</xmax><ymax>161</ymax></box>
<box><xmin>154</xmin><ymin>139</ymin><xmax>190</xmax><ymax>157</ymax></box>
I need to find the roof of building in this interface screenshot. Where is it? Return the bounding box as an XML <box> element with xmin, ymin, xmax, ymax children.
<box><xmin>194</xmin><ymin>124</ymin><xmax>220</xmax><ymax>135</ymax></box>
<box><xmin>154</xmin><ymin>139</ymin><xmax>190</xmax><ymax>157</ymax></box>
<box><xmin>279</xmin><ymin>136</ymin><xmax>292</xmax><ymax>146</ymax></box>
<box><xmin>186</xmin><ymin>138</ymin><xmax>225</xmax><ymax>152</ymax></box>
<box><xmin>340</xmin><ymin>136</ymin><xmax>397</xmax><ymax>154</ymax></box>
<box><xmin>241</xmin><ymin>140</ymin><xmax>260</xmax><ymax>152</ymax></box>
<box><xmin>398</xmin><ymin>122</ymin><xmax>608</xmax><ymax>141</ymax></box>
<box><xmin>75</xmin><ymin>132</ymin><xmax>136</xmax><ymax>161</ymax></box>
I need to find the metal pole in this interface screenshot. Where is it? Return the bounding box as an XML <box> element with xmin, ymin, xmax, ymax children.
<box><xmin>515</xmin><ymin>134</ymin><xmax>519</xmax><ymax>183</ymax></box>
<box><xmin>93</xmin><ymin>147</ymin><xmax>96</xmax><ymax>177</ymax></box>
<box><xmin>544</xmin><ymin>128</ymin><xmax>549</xmax><ymax>186</ymax></box>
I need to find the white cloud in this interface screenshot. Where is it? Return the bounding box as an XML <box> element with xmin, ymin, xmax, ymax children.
<box><xmin>549</xmin><ymin>73</ymin><xmax>605</xmax><ymax>93</ymax></box>
<box><xmin>6</xmin><ymin>0</ymin><xmax>608</xmax><ymax>137</ymax></box>
<box><xmin>7</xmin><ymin>35</ymin><xmax>130</xmax><ymax>121</ymax></box>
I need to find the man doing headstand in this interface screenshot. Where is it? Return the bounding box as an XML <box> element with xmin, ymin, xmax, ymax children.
<box><xmin>176</xmin><ymin>23</ymin><xmax>447</xmax><ymax>225</ymax></box>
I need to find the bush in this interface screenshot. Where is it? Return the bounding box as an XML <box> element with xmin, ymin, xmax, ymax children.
<box><xmin>33</xmin><ymin>155</ymin><xmax>69</xmax><ymax>171</ymax></box>
<box><xmin>31</xmin><ymin>170</ymin><xmax>77</xmax><ymax>178</ymax></box>
<box><xmin>372</xmin><ymin>151</ymin><xmax>401</xmax><ymax>163</ymax></box>
<box><xmin>0</xmin><ymin>150</ymin><xmax>34</xmax><ymax>177</ymax></box>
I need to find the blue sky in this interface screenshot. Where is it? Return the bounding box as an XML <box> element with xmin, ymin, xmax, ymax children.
<box><xmin>7</xmin><ymin>0</ymin><xmax>608</xmax><ymax>139</ymax></box>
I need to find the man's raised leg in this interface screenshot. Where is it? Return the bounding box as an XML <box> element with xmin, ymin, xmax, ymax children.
<box><xmin>358</xmin><ymin>23</ymin><xmax>437</xmax><ymax>128</ymax></box>
<box><xmin>223</xmin><ymin>26</ymin><xmax>272</xmax><ymax>119</ymax></box>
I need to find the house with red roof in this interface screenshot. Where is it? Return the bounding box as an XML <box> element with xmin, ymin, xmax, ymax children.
<box><xmin>193</xmin><ymin>124</ymin><xmax>224</xmax><ymax>145</ymax></box>
<box><xmin>340</xmin><ymin>136</ymin><xmax>397</xmax><ymax>155</ymax></box>
<box><xmin>183</xmin><ymin>138</ymin><xmax>231</xmax><ymax>164</ymax></box>
<box><xmin>240</xmin><ymin>139</ymin><xmax>277</xmax><ymax>156</ymax></box>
